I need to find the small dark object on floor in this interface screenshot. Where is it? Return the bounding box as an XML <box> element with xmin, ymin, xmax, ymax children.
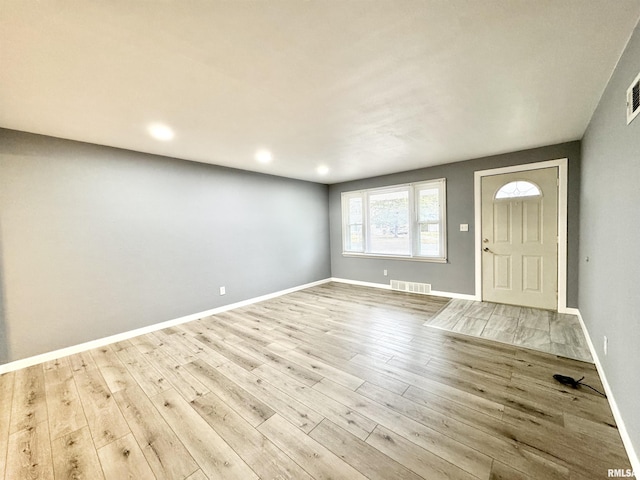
<box><xmin>553</xmin><ymin>374</ymin><xmax>583</xmax><ymax>388</ymax></box>
<box><xmin>553</xmin><ymin>374</ymin><xmax>607</xmax><ymax>397</ymax></box>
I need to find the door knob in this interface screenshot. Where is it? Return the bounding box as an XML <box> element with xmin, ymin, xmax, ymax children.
<box><xmin>483</xmin><ymin>247</ymin><xmax>493</xmax><ymax>253</ymax></box>
<box><xmin>483</xmin><ymin>238</ymin><xmax>489</xmax><ymax>243</ymax></box>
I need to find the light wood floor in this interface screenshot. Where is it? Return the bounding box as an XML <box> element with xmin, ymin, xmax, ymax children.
<box><xmin>425</xmin><ymin>299</ymin><xmax>592</xmax><ymax>362</ymax></box>
<box><xmin>0</xmin><ymin>282</ymin><xmax>631</xmax><ymax>479</ymax></box>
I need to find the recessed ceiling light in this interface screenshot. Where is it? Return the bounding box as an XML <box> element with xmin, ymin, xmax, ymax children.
<box><xmin>148</xmin><ymin>123</ymin><xmax>174</xmax><ymax>141</ymax></box>
<box><xmin>255</xmin><ymin>149</ymin><xmax>273</xmax><ymax>164</ymax></box>
<box><xmin>317</xmin><ymin>165</ymin><xmax>329</xmax><ymax>176</ymax></box>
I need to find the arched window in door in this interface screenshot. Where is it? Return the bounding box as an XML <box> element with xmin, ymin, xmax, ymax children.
<box><xmin>495</xmin><ymin>180</ymin><xmax>541</xmax><ymax>199</ymax></box>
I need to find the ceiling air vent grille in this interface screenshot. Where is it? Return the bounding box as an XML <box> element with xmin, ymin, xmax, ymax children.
<box><xmin>627</xmin><ymin>71</ymin><xmax>640</xmax><ymax>125</ymax></box>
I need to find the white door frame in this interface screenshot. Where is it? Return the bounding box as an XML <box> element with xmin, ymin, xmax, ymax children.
<box><xmin>474</xmin><ymin>158</ymin><xmax>569</xmax><ymax>312</ymax></box>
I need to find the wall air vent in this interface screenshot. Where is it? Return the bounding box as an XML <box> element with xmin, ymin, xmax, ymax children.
<box><xmin>390</xmin><ymin>280</ymin><xmax>432</xmax><ymax>295</ymax></box>
<box><xmin>627</xmin><ymin>71</ymin><xmax>640</xmax><ymax>125</ymax></box>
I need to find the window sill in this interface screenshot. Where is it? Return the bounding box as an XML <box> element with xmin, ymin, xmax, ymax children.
<box><xmin>342</xmin><ymin>252</ymin><xmax>447</xmax><ymax>263</ymax></box>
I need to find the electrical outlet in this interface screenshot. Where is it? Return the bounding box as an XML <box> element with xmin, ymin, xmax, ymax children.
<box><xmin>603</xmin><ymin>335</ymin><xmax>608</xmax><ymax>355</ymax></box>
<box><xmin>219</xmin><ymin>286</ymin><xmax>226</xmax><ymax>295</ymax></box>
<box><xmin>383</xmin><ymin>269</ymin><xmax>388</xmax><ymax>276</ymax></box>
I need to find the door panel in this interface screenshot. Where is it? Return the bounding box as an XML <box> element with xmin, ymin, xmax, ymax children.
<box><xmin>493</xmin><ymin>255</ymin><xmax>512</xmax><ymax>289</ymax></box>
<box><xmin>522</xmin><ymin>255</ymin><xmax>542</xmax><ymax>292</ymax></box>
<box><xmin>481</xmin><ymin>167</ymin><xmax>558</xmax><ymax>309</ymax></box>
<box><xmin>523</xmin><ymin>202</ymin><xmax>541</xmax><ymax>243</ymax></box>
<box><xmin>493</xmin><ymin>203</ymin><xmax>512</xmax><ymax>243</ymax></box>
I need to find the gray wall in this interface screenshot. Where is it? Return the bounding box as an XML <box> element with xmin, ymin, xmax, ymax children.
<box><xmin>0</xmin><ymin>129</ymin><xmax>330</xmax><ymax>363</ymax></box>
<box><xmin>329</xmin><ymin>142</ymin><xmax>581</xmax><ymax>307</ymax></box>
<box><xmin>580</xmin><ymin>22</ymin><xmax>640</xmax><ymax>458</ymax></box>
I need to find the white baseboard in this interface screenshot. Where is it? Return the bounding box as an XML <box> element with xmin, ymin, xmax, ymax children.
<box><xmin>428</xmin><ymin>290</ymin><xmax>478</xmax><ymax>301</ymax></box>
<box><xmin>329</xmin><ymin>277</ymin><xmax>391</xmax><ymax>290</ymax></box>
<box><xmin>0</xmin><ymin>278</ymin><xmax>332</xmax><ymax>375</ymax></box>
<box><xmin>575</xmin><ymin>309</ymin><xmax>639</xmax><ymax>475</ymax></box>
<box><xmin>329</xmin><ymin>277</ymin><xmax>476</xmax><ymax>300</ymax></box>
<box><xmin>560</xmin><ymin>307</ymin><xmax>580</xmax><ymax>315</ymax></box>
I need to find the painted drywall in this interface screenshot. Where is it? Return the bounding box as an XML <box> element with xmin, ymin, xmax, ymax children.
<box><xmin>329</xmin><ymin>142</ymin><xmax>581</xmax><ymax>307</ymax></box>
<box><xmin>580</xmin><ymin>22</ymin><xmax>640</xmax><ymax>460</ymax></box>
<box><xmin>0</xmin><ymin>129</ymin><xmax>330</xmax><ymax>363</ymax></box>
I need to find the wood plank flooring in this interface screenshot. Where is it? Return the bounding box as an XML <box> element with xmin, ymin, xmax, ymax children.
<box><xmin>0</xmin><ymin>282</ymin><xmax>631</xmax><ymax>479</ymax></box>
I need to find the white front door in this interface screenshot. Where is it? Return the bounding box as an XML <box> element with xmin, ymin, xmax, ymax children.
<box><xmin>481</xmin><ymin>167</ymin><xmax>558</xmax><ymax>309</ymax></box>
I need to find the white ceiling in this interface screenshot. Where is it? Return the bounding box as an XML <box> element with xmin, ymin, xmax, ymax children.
<box><xmin>1</xmin><ymin>1</ymin><xmax>639</xmax><ymax>184</ymax></box>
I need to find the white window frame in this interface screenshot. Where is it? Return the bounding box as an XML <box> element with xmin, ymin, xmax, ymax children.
<box><xmin>341</xmin><ymin>178</ymin><xmax>447</xmax><ymax>263</ymax></box>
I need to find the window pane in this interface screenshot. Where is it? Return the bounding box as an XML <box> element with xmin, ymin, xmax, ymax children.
<box><xmin>348</xmin><ymin>197</ymin><xmax>363</xmax><ymax>220</ymax></box>
<box><xmin>419</xmin><ymin>223</ymin><xmax>440</xmax><ymax>256</ymax></box>
<box><xmin>344</xmin><ymin>196</ymin><xmax>363</xmax><ymax>252</ymax></box>
<box><xmin>419</xmin><ymin>188</ymin><xmax>440</xmax><ymax>222</ymax></box>
<box><xmin>347</xmin><ymin>224</ymin><xmax>363</xmax><ymax>251</ymax></box>
<box><xmin>369</xmin><ymin>190</ymin><xmax>410</xmax><ymax>255</ymax></box>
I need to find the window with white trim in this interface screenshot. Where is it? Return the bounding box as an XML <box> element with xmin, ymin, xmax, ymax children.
<box><xmin>341</xmin><ymin>179</ymin><xmax>447</xmax><ymax>261</ymax></box>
